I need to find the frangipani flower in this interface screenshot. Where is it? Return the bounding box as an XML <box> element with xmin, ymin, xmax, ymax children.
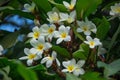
<box><xmin>24</xmin><ymin>2</ymin><xmax>35</xmax><ymax>12</ymax></box>
<box><xmin>77</xmin><ymin>18</ymin><xmax>97</xmax><ymax>36</ymax></box>
<box><xmin>63</xmin><ymin>0</ymin><xmax>76</xmax><ymax>10</ymax></box>
<box><xmin>47</xmin><ymin>8</ymin><xmax>62</xmax><ymax>23</ymax></box>
<box><xmin>30</xmin><ymin>36</ymin><xmax>52</xmax><ymax>56</ymax></box>
<box><xmin>0</xmin><ymin>45</ymin><xmax>3</xmax><ymax>55</ymax></box>
<box><xmin>110</xmin><ymin>3</ymin><xmax>120</xmax><ymax>16</ymax></box>
<box><xmin>41</xmin><ymin>51</ymin><xmax>60</xmax><ymax>68</ymax></box>
<box><xmin>19</xmin><ymin>48</ymin><xmax>41</xmax><ymax>66</ymax></box>
<box><xmin>60</xmin><ymin>10</ymin><xmax>76</xmax><ymax>23</ymax></box>
<box><xmin>84</xmin><ymin>36</ymin><xmax>102</xmax><ymax>48</ymax></box>
<box><xmin>41</xmin><ymin>24</ymin><xmax>56</xmax><ymax>41</ymax></box>
<box><xmin>97</xmin><ymin>45</ymin><xmax>107</xmax><ymax>56</ymax></box>
<box><xmin>28</xmin><ymin>26</ymin><xmax>42</xmax><ymax>40</ymax></box>
<box><xmin>54</xmin><ymin>25</ymin><xmax>71</xmax><ymax>44</ymax></box>
<box><xmin>62</xmin><ymin>59</ymin><xmax>85</xmax><ymax>76</ymax></box>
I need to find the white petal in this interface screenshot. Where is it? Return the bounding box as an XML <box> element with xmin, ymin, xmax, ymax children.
<box><xmin>91</xmin><ymin>28</ymin><xmax>97</xmax><ymax>33</ymax></box>
<box><xmin>27</xmin><ymin>32</ymin><xmax>33</xmax><ymax>37</ymax></box>
<box><xmin>70</xmin><ymin>59</ymin><xmax>76</xmax><ymax>65</ymax></box>
<box><xmin>86</xmin><ymin>36</ymin><xmax>93</xmax><ymax>41</ymax></box>
<box><xmin>45</xmin><ymin>43</ymin><xmax>52</xmax><ymax>50</ymax></box>
<box><xmin>52</xmin><ymin>51</ymin><xmax>57</xmax><ymax>59</ymax></box>
<box><xmin>64</xmin><ymin>36</ymin><xmax>71</xmax><ymax>41</ymax></box>
<box><xmin>24</xmin><ymin>48</ymin><xmax>30</xmax><ymax>55</ymax></box>
<box><xmin>59</xmin><ymin>25</ymin><xmax>66</xmax><ymax>32</ymax></box>
<box><xmin>84</xmin><ymin>41</ymin><xmax>89</xmax><ymax>44</ymax></box>
<box><xmin>54</xmin><ymin>31</ymin><xmax>60</xmax><ymax>38</ymax></box>
<box><xmin>38</xmin><ymin>36</ymin><xmax>45</xmax><ymax>43</ymax></box>
<box><xmin>56</xmin><ymin>58</ymin><xmax>60</xmax><ymax>66</ymax></box>
<box><xmin>71</xmin><ymin>0</ymin><xmax>76</xmax><ymax>6</ymax></box>
<box><xmin>0</xmin><ymin>45</ymin><xmax>3</xmax><ymax>51</ymax></box>
<box><xmin>62</xmin><ymin>69</ymin><xmax>68</xmax><ymax>72</ymax></box>
<box><xmin>66</xmin><ymin>26</ymin><xmax>71</xmax><ymax>32</ymax></box>
<box><xmin>84</xmin><ymin>31</ymin><xmax>91</xmax><ymax>36</ymax></box>
<box><xmin>46</xmin><ymin>60</ymin><xmax>53</xmax><ymax>68</ymax></box>
<box><xmin>27</xmin><ymin>59</ymin><xmax>33</xmax><ymax>66</ymax></box>
<box><xmin>41</xmin><ymin>57</ymin><xmax>49</xmax><ymax>64</ymax></box>
<box><xmin>56</xmin><ymin>38</ymin><xmax>63</xmax><ymax>44</ymax></box>
<box><xmin>94</xmin><ymin>38</ymin><xmax>102</xmax><ymax>45</ymax></box>
<box><xmin>30</xmin><ymin>48</ymin><xmax>38</xmax><ymax>54</ymax></box>
<box><xmin>34</xmin><ymin>55</ymin><xmax>41</xmax><ymax>60</ymax></box>
<box><xmin>73</xmin><ymin>69</ymin><xmax>81</xmax><ymax>76</ymax></box>
<box><xmin>77</xmin><ymin>28</ymin><xmax>83</xmax><ymax>32</ymax></box>
<box><xmin>62</xmin><ymin>61</ymin><xmax>70</xmax><ymax>68</ymax></box>
<box><xmin>19</xmin><ymin>56</ymin><xmax>28</xmax><ymax>60</ymax></box>
<box><xmin>70</xmin><ymin>10</ymin><xmax>76</xmax><ymax>19</ymax></box>
<box><xmin>30</xmin><ymin>39</ymin><xmax>38</xmax><ymax>47</ymax></box>
<box><xmin>77</xmin><ymin>60</ymin><xmax>85</xmax><ymax>67</ymax></box>
<box><xmin>63</xmin><ymin>1</ymin><xmax>70</xmax><ymax>8</ymax></box>
<box><xmin>59</xmin><ymin>13</ymin><xmax>68</xmax><ymax>21</ymax></box>
<box><xmin>24</xmin><ymin>4</ymin><xmax>30</xmax><ymax>10</ymax></box>
<box><xmin>33</xmin><ymin>26</ymin><xmax>39</xmax><ymax>32</ymax></box>
<box><xmin>78</xmin><ymin>68</ymin><xmax>85</xmax><ymax>75</ymax></box>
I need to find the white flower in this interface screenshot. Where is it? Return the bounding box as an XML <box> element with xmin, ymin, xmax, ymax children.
<box><xmin>30</xmin><ymin>36</ymin><xmax>52</xmax><ymax>56</ymax></box>
<box><xmin>47</xmin><ymin>8</ymin><xmax>61</xmax><ymax>23</ymax></box>
<box><xmin>62</xmin><ymin>59</ymin><xmax>85</xmax><ymax>76</ymax></box>
<box><xmin>41</xmin><ymin>51</ymin><xmax>60</xmax><ymax>68</ymax></box>
<box><xmin>110</xmin><ymin>3</ymin><xmax>120</xmax><ymax>16</ymax></box>
<box><xmin>41</xmin><ymin>24</ymin><xmax>56</xmax><ymax>41</ymax></box>
<box><xmin>97</xmin><ymin>45</ymin><xmax>107</xmax><ymax>56</ymax></box>
<box><xmin>63</xmin><ymin>0</ymin><xmax>76</xmax><ymax>10</ymax></box>
<box><xmin>84</xmin><ymin>36</ymin><xmax>102</xmax><ymax>48</ymax></box>
<box><xmin>24</xmin><ymin>2</ymin><xmax>35</xmax><ymax>12</ymax></box>
<box><xmin>28</xmin><ymin>26</ymin><xmax>42</xmax><ymax>40</ymax></box>
<box><xmin>19</xmin><ymin>48</ymin><xmax>41</xmax><ymax>66</ymax></box>
<box><xmin>54</xmin><ymin>25</ymin><xmax>71</xmax><ymax>44</ymax></box>
<box><xmin>0</xmin><ymin>45</ymin><xmax>4</xmax><ymax>55</ymax></box>
<box><xmin>77</xmin><ymin>18</ymin><xmax>97</xmax><ymax>36</ymax></box>
<box><xmin>60</xmin><ymin>10</ymin><xmax>76</xmax><ymax>23</ymax></box>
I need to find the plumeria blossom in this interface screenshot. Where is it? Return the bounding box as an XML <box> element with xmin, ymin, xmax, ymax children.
<box><xmin>110</xmin><ymin>3</ymin><xmax>120</xmax><ymax>16</ymax></box>
<box><xmin>24</xmin><ymin>2</ymin><xmax>35</xmax><ymax>12</ymax></box>
<box><xmin>28</xmin><ymin>26</ymin><xmax>42</xmax><ymax>40</ymax></box>
<box><xmin>60</xmin><ymin>10</ymin><xmax>76</xmax><ymax>23</ymax></box>
<box><xmin>63</xmin><ymin>0</ymin><xmax>76</xmax><ymax>10</ymax></box>
<box><xmin>84</xmin><ymin>36</ymin><xmax>102</xmax><ymax>48</ymax></box>
<box><xmin>41</xmin><ymin>24</ymin><xmax>56</xmax><ymax>41</ymax></box>
<box><xmin>77</xmin><ymin>18</ymin><xmax>97</xmax><ymax>36</ymax></box>
<box><xmin>47</xmin><ymin>8</ymin><xmax>61</xmax><ymax>23</ymax></box>
<box><xmin>30</xmin><ymin>36</ymin><xmax>52</xmax><ymax>56</ymax></box>
<box><xmin>54</xmin><ymin>25</ymin><xmax>71</xmax><ymax>44</ymax></box>
<box><xmin>41</xmin><ymin>51</ymin><xmax>60</xmax><ymax>68</ymax></box>
<box><xmin>19</xmin><ymin>48</ymin><xmax>41</xmax><ymax>66</ymax></box>
<box><xmin>97</xmin><ymin>45</ymin><xmax>107</xmax><ymax>56</ymax></box>
<box><xmin>0</xmin><ymin>45</ymin><xmax>4</xmax><ymax>56</ymax></box>
<box><xmin>62</xmin><ymin>59</ymin><xmax>85</xmax><ymax>76</ymax></box>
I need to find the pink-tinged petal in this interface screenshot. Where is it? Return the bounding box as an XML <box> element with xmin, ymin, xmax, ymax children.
<box><xmin>41</xmin><ymin>57</ymin><xmax>49</xmax><ymax>64</ymax></box>
<box><xmin>46</xmin><ymin>60</ymin><xmax>53</xmax><ymax>68</ymax></box>
<box><xmin>77</xmin><ymin>60</ymin><xmax>85</xmax><ymax>67</ymax></box>
<box><xmin>27</xmin><ymin>59</ymin><xmax>33</xmax><ymax>66</ymax></box>
<box><xmin>64</xmin><ymin>36</ymin><xmax>71</xmax><ymax>41</ymax></box>
<box><xmin>19</xmin><ymin>56</ymin><xmax>28</xmax><ymax>60</ymax></box>
<box><xmin>62</xmin><ymin>69</ymin><xmax>68</xmax><ymax>72</ymax></box>
<box><xmin>24</xmin><ymin>48</ymin><xmax>30</xmax><ymax>55</ymax></box>
<box><xmin>56</xmin><ymin>38</ymin><xmax>63</xmax><ymax>44</ymax></box>
<box><xmin>63</xmin><ymin>1</ymin><xmax>70</xmax><ymax>8</ymax></box>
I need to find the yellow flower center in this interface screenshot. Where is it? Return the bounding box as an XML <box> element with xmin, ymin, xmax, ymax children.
<box><xmin>114</xmin><ymin>7</ymin><xmax>120</xmax><ymax>13</ymax></box>
<box><xmin>90</xmin><ymin>41</ymin><xmax>95</xmax><ymax>46</ymax></box>
<box><xmin>61</xmin><ymin>32</ymin><xmax>67</xmax><ymax>38</ymax></box>
<box><xmin>48</xmin><ymin>28</ymin><xmax>54</xmax><ymax>34</ymax></box>
<box><xmin>34</xmin><ymin>32</ymin><xmax>40</xmax><ymax>39</ymax></box>
<box><xmin>37</xmin><ymin>44</ymin><xmax>44</xmax><ymax>50</ymax></box>
<box><xmin>83</xmin><ymin>26</ymin><xmax>88</xmax><ymax>31</ymax></box>
<box><xmin>67</xmin><ymin>65</ymin><xmax>75</xmax><ymax>72</ymax></box>
<box><xmin>51</xmin><ymin>13</ymin><xmax>60</xmax><ymax>22</ymax></box>
<box><xmin>69</xmin><ymin>4</ymin><xmax>74</xmax><ymax>10</ymax></box>
<box><xmin>67</xmin><ymin>17</ymin><xmax>73</xmax><ymax>23</ymax></box>
<box><xmin>28</xmin><ymin>54</ymin><xmax>36</xmax><ymax>59</ymax></box>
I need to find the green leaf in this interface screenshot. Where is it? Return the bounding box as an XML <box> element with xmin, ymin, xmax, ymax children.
<box><xmin>48</xmin><ymin>0</ymin><xmax>67</xmax><ymax>12</ymax></box>
<box><xmin>0</xmin><ymin>6</ymin><xmax>14</xmax><ymax>11</ymax></box>
<box><xmin>76</xmin><ymin>0</ymin><xmax>102</xmax><ymax>19</ymax></box>
<box><xmin>66</xmin><ymin>73</ymin><xmax>81</xmax><ymax>80</ymax></box>
<box><xmin>28</xmin><ymin>64</ymin><xmax>46</xmax><ymax>71</ymax></box>
<box><xmin>73</xmin><ymin>43</ymin><xmax>89</xmax><ymax>60</ymax></box>
<box><xmin>0</xmin><ymin>31</ymin><xmax>19</xmax><ymax>49</ymax></box>
<box><xmin>33</xmin><ymin>0</ymin><xmax>52</xmax><ymax>12</ymax></box>
<box><xmin>51</xmin><ymin>45</ymin><xmax>71</xmax><ymax>58</ymax></box>
<box><xmin>96</xmin><ymin>17</ymin><xmax>110</xmax><ymax>40</ymax></box>
<box><xmin>81</xmin><ymin>71</ymin><xmax>106</xmax><ymax>80</ymax></box>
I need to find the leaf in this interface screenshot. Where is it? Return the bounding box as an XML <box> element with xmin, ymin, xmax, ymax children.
<box><xmin>76</xmin><ymin>0</ymin><xmax>102</xmax><ymax>19</ymax></box>
<box><xmin>51</xmin><ymin>45</ymin><xmax>71</xmax><ymax>58</ymax></box>
<box><xmin>28</xmin><ymin>64</ymin><xmax>46</xmax><ymax>71</ymax></box>
<box><xmin>97</xmin><ymin>59</ymin><xmax>120</xmax><ymax>78</ymax></box>
<box><xmin>0</xmin><ymin>6</ymin><xmax>14</xmax><ymax>11</ymax></box>
<box><xmin>48</xmin><ymin>0</ymin><xmax>67</xmax><ymax>12</ymax></box>
<box><xmin>0</xmin><ymin>31</ymin><xmax>19</xmax><ymax>49</ymax></box>
<box><xmin>33</xmin><ymin>0</ymin><xmax>52</xmax><ymax>12</ymax></box>
<box><xmin>96</xmin><ymin>17</ymin><xmax>110</xmax><ymax>40</ymax></box>
<box><xmin>2</xmin><ymin>66</ymin><xmax>10</xmax><ymax>74</ymax></box>
<box><xmin>73</xmin><ymin>43</ymin><xmax>89</xmax><ymax>60</ymax></box>
<box><xmin>66</xmin><ymin>73</ymin><xmax>81</xmax><ymax>80</ymax></box>
<box><xmin>81</xmin><ymin>71</ymin><xmax>106</xmax><ymax>80</ymax></box>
